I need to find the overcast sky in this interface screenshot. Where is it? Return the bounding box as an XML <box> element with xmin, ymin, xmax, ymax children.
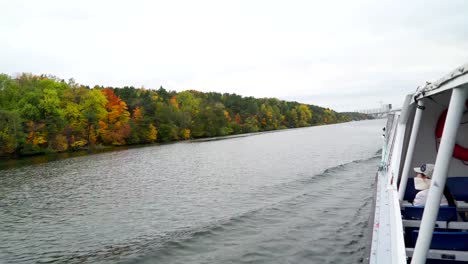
<box><xmin>1</xmin><ymin>0</ymin><xmax>467</xmax><ymax>111</ymax></box>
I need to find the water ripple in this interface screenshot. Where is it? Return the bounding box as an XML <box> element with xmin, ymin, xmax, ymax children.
<box><xmin>0</xmin><ymin>120</ymin><xmax>385</xmax><ymax>264</ymax></box>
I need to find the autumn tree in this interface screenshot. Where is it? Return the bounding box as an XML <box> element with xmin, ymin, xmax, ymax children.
<box><xmin>296</xmin><ymin>104</ymin><xmax>312</xmax><ymax>127</ymax></box>
<box><xmin>99</xmin><ymin>89</ymin><xmax>130</xmax><ymax>145</ymax></box>
<box><xmin>322</xmin><ymin>108</ymin><xmax>337</xmax><ymax>124</ymax></box>
<box><xmin>79</xmin><ymin>89</ymin><xmax>108</xmax><ymax>148</ymax></box>
<box><xmin>0</xmin><ymin>72</ymin><xmax>366</xmax><ymax>157</ymax></box>
<box><xmin>128</xmin><ymin>107</ymin><xmax>158</xmax><ymax>144</ymax></box>
<box><xmin>176</xmin><ymin>91</ymin><xmax>201</xmax><ymax>139</ymax></box>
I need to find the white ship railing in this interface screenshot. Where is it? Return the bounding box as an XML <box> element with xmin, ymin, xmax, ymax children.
<box><xmin>411</xmin><ymin>85</ymin><xmax>468</xmax><ymax>263</ymax></box>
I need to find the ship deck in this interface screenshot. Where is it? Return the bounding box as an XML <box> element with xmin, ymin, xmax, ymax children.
<box><xmin>370</xmin><ymin>169</ymin><xmax>406</xmax><ymax>264</ymax></box>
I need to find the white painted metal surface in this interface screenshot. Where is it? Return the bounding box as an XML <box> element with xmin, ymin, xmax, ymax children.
<box><xmin>372</xmin><ymin>62</ymin><xmax>468</xmax><ymax>264</ymax></box>
<box><xmin>370</xmin><ymin>112</ymin><xmax>406</xmax><ymax>264</ymax></box>
<box><xmin>398</xmin><ymin>99</ymin><xmax>424</xmax><ymax>202</ymax></box>
<box><xmin>415</xmin><ymin>63</ymin><xmax>468</xmax><ymax>97</ymax></box>
<box><xmin>370</xmin><ymin>170</ymin><xmax>393</xmax><ymax>264</ymax></box>
<box><xmin>410</xmin><ymin>86</ymin><xmax>468</xmax><ymax>264</ymax></box>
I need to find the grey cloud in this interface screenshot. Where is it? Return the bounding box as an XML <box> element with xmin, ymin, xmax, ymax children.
<box><xmin>0</xmin><ymin>0</ymin><xmax>467</xmax><ymax>112</ymax></box>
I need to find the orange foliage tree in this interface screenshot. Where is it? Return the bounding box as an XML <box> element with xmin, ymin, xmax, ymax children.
<box><xmin>99</xmin><ymin>89</ymin><xmax>131</xmax><ymax>145</ymax></box>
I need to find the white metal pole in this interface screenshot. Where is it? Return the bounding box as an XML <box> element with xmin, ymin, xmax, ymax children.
<box><xmin>399</xmin><ymin>100</ymin><xmax>425</xmax><ymax>202</ymax></box>
<box><xmin>411</xmin><ymin>86</ymin><xmax>468</xmax><ymax>264</ymax></box>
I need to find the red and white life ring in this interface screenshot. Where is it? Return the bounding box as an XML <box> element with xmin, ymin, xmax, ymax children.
<box><xmin>435</xmin><ymin>100</ymin><xmax>468</xmax><ymax>161</ymax></box>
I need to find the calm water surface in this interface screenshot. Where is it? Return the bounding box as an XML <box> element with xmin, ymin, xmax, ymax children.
<box><xmin>0</xmin><ymin>119</ymin><xmax>385</xmax><ymax>264</ymax></box>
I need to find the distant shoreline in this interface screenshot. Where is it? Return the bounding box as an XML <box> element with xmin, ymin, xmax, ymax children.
<box><xmin>0</xmin><ymin>73</ymin><xmax>372</xmax><ymax>160</ymax></box>
<box><xmin>0</xmin><ymin>120</ymin><xmax>379</xmax><ymax>170</ymax></box>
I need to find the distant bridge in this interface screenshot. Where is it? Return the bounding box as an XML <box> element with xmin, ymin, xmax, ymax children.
<box><xmin>356</xmin><ymin>104</ymin><xmax>392</xmax><ymax>118</ymax></box>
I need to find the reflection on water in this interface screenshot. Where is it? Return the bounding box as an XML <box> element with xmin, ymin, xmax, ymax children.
<box><xmin>0</xmin><ymin>145</ymin><xmax>148</xmax><ymax>170</ymax></box>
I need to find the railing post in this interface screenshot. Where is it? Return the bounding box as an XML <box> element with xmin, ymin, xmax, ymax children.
<box><xmin>411</xmin><ymin>86</ymin><xmax>468</xmax><ymax>264</ymax></box>
<box><xmin>398</xmin><ymin>99</ymin><xmax>425</xmax><ymax>202</ymax></box>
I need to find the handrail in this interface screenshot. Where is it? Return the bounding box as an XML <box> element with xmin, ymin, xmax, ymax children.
<box><xmin>399</xmin><ymin>100</ymin><xmax>425</xmax><ymax>202</ymax></box>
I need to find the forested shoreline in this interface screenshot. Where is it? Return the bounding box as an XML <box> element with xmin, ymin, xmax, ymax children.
<box><xmin>0</xmin><ymin>73</ymin><xmax>370</xmax><ymax>158</ymax></box>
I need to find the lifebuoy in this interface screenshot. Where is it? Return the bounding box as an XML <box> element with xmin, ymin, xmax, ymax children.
<box><xmin>435</xmin><ymin>100</ymin><xmax>468</xmax><ymax>161</ymax></box>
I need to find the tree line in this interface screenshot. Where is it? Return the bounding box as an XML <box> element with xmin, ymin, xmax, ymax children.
<box><xmin>0</xmin><ymin>73</ymin><xmax>370</xmax><ymax>157</ymax></box>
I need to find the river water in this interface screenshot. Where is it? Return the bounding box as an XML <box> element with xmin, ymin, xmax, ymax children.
<box><xmin>0</xmin><ymin>119</ymin><xmax>385</xmax><ymax>264</ymax></box>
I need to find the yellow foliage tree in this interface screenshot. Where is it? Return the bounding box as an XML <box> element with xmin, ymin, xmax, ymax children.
<box><xmin>147</xmin><ymin>124</ymin><xmax>157</xmax><ymax>142</ymax></box>
<box><xmin>181</xmin><ymin>128</ymin><xmax>191</xmax><ymax>140</ymax></box>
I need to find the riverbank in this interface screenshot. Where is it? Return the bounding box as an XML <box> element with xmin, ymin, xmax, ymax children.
<box><xmin>0</xmin><ymin>74</ymin><xmax>371</xmax><ymax>159</ymax></box>
<box><xmin>0</xmin><ymin>118</ymin><xmax>374</xmax><ymax>165</ymax></box>
<box><xmin>0</xmin><ymin>121</ymin><xmax>370</xmax><ymax>170</ymax></box>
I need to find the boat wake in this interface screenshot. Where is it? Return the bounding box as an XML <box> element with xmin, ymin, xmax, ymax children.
<box><xmin>125</xmin><ymin>155</ymin><xmax>380</xmax><ymax>263</ymax></box>
<box><xmin>34</xmin><ymin>155</ymin><xmax>380</xmax><ymax>264</ymax></box>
